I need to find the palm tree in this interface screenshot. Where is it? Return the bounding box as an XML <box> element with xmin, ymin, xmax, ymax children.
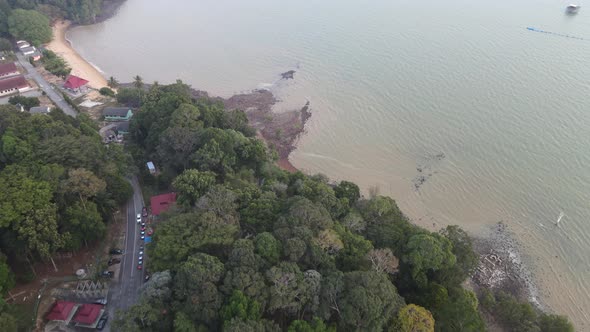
<box><xmin>133</xmin><ymin>75</ymin><xmax>143</xmax><ymax>89</ymax></box>
<box><xmin>107</xmin><ymin>76</ymin><xmax>119</xmax><ymax>88</ymax></box>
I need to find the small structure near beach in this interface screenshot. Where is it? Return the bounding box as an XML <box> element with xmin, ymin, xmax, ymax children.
<box><xmin>103</xmin><ymin>107</ymin><xmax>133</xmax><ymax>121</ymax></box>
<box><xmin>63</xmin><ymin>75</ymin><xmax>89</xmax><ymax>93</ymax></box>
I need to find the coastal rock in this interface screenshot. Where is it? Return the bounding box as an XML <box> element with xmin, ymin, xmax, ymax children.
<box><xmin>281</xmin><ymin>70</ymin><xmax>296</xmax><ymax>80</ymax></box>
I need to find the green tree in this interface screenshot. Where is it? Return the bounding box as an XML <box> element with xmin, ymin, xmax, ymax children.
<box><xmin>174</xmin><ymin>253</ymin><xmax>225</xmax><ymax>327</ymax></box>
<box><xmin>62</xmin><ymin>201</ymin><xmax>105</xmax><ymax>249</ymax></box>
<box><xmin>435</xmin><ymin>225</ymin><xmax>478</xmax><ymax>287</ymax></box>
<box><xmin>223</xmin><ymin>317</ymin><xmax>280</xmax><ymax>332</ymax></box>
<box><xmin>61</xmin><ymin>168</ymin><xmax>106</xmax><ymax>208</ymax></box>
<box><xmin>99</xmin><ymin>87</ymin><xmax>115</xmax><ymax>97</ymax></box>
<box><xmin>333</xmin><ymin>181</ymin><xmax>360</xmax><ymax>207</ymax></box>
<box><xmin>8</xmin><ymin>9</ymin><xmax>52</xmax><ymax>46</ymax></box>
<box><xmin>116</xmin><ymin>87</ymin><xmax>143</xmax><ymax>107</ymax></box>
<box><xmin>133</xmin><ymin>75</ymin><xmax>143</xmax><ymax>89</ymax></box>
<box><xmin>0</xmin><ymin>257</ymin><xmax>15</xmax><ymax>296</ymax></box>
<box><xmin>538</xmin><ymin>313</ymin><xmax>574</xmax><ymax>332</ymax></box>
<box><xmin>338</xmin><ymin>270</ymin><xmax>405</xmax><ymax>331</ymax></box>
<box><xmin>173</xmin><ymin>169</ymin><xmax>217</xmax><ymax>207</ymax></box>
<box><xmin>254</xmin><ymin>232</ymin><xmax>282</xmax><ymax>265</ymax></box>
<box><xmin>0</xmin><ymin>168</ymin><xmax>63</xmax><ymax>270</ymax></box>
<box><xmin>393</xmin><ymin>304</ymin><xmax>435</xmax><ymax>332</ymax></box>
<box><xmin>402</xmin><ymin>233</ymin><xmax>456</xmax><ymax>287</ymax></box>
<box><xmin>8</xmin><ymin>95</ymin><xmax>39</xmax><ymax>110</ymax></box>
<box><xmin>221</xmin><ymin>290</ymin><xmax>262</xmax><ymax>323</ymax></box>
<box><xmin>0</xmin><ymin>38</ymin><xmax>11</xmax><ymax>51</ymax></box>
<box><xmin>108</xmin><ymin>76</ymin><xmax>119</xmax><ymax>88</ymax></box>
<box><xmin>288</xmin><ymin>317</ymin><xmax>335</xmax><ymax>332</ymax></box>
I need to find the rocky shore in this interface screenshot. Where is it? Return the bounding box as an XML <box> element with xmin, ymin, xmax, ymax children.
<box><xmin>472</xmin><ymin>222</ymin><xmax>540</xmax><ymax>305</ymax></box>
<box><xmin>120</xmin><ymin>72</ymin><xmax>311</xmax><ymax>172</ymax></box>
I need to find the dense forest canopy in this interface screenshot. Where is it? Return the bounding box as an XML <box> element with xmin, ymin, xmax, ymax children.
<box><xmin>0</xmin><ymin>0</ymin><xmax>106</xmax><ymax>44</ymax></box>
<box><xmin>115</xmin><ymin>82</ymin><xmax>574</xmax><ymax>331</ymax></box>
<box><xmin>0</xmin><ymin>104</ymin><xmax>132</xmax><ymax>331</ymax></box>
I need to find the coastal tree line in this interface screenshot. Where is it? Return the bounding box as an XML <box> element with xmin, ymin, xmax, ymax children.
<box><xmin>0</xmin><ymin>0</ymin><xmax>106</xmax><ymax>47</ymax></box>
<box><xmin>0</xmin><ymin>105</ymin><xmax>133</xmax><ymax>331</ymax></box>
<box><xmin>113</xmin><ymin>81</ymin><xmax>574</xmax><ymax>331</ymax></box>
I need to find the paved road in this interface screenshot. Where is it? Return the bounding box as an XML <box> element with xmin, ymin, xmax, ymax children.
<box><xmin>105</xmin><ymin>176</ymin><xmax>146</xmax><ymax>330</ymax></box>
<box><xmin>15</xmin><ymin>53</ymin><xmax>78</xmax><ymax>117</ymax></box>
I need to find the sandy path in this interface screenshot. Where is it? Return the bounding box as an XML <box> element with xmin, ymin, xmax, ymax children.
<box><xmin>46</xmin><ymin>21</ymin><xmax>108</xmax><ymax>89</ymax></box>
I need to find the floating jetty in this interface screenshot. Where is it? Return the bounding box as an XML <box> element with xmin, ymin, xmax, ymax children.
<box><xmin>526</xmin><ymin>27</ymin><xmax>585</xmax><ymax>41</ymax></box>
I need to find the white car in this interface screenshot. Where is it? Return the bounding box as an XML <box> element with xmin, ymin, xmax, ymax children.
<box><xmin>138</xmin><ymin>255</ymin><xmax>143</xmax><ymax>261</ymax></box>
<box><xmin>139</xmin><ymin>251</ymin><xmax>144</xmax><ymax>255</ymax></box>
<box><xmin>136</xmin><ymin>214</ymin><xmax>141</xmax><ymax>224</ymax></box>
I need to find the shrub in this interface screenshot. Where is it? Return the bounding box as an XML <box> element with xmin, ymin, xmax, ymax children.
<box><xmin>99</xmin><ymin>87</ymin><xmax>115</xmax><ymax>97</ymax></box>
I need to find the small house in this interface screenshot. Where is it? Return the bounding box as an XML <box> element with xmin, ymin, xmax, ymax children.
<box><xmin>147</xmin><ymin>161</ymin><xmax>156</xmax><ymax>174</ymax></box>
<box><xmin>103</xmin><ymin>107</ymin><xmax>133</xmax><ymax>121</ymax></box>
<box><xmin>72</xmin><ymin>303</ymin><xmax>104</xmax><ymax>328</ymax></box>
<box><xmin>0</xmin><ymin>75</ymin><xmax>30</xmax><ymax>97</ymax></box>
<box><xmin>29</xmin><ymin>106</ymin><xmax>51</xmax><ymax>115</ymax></box>
<box><xmin>0</xmin><ymin>63</ymin><xmax>19</xmax><ymax>79</ymax></box>
<box><xmin>45</xmin><ymin>301</ymin><xmax>78</xmax><ymax>324</ymax></box>
<box><xmin>63</xmin><ymin>75</ymin><xmax>89</xmax><ymax>93</ymax></box>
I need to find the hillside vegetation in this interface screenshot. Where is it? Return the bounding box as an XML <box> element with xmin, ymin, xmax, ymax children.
<box><xmin>115</xmin><ymin>81</ymin><xmax>573</xmax><ymax>331</ymax></box>
<box><xmin>0</xmin><ymin>105</ymin><xmax>132</xmax><ymax>330</ymax></box>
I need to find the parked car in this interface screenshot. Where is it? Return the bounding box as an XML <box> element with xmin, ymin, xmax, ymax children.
<box><xmin>140</xmin><ymin>230</ymin><xmax>145</xmax><ymax>236</ymax></box>
<box><xmin>144</xmin><ymin>274</ymin><xmax>150</xmax><ymax>282</ymax></box>
<box><xmin>139</xmin><ymin>250</ymin><xmax>144</xmax><ymax>255</ymax></box>
<box><xmin>139</xmin><ymin>245</ymin><xmax>144</xmax><ymax>250</ymax></box>
<box><xmin>138</xmin><ymin>259</ymin><xmax>143</xmax><ymax>265</ymax></box>
<box><xmin>140</xmin><ymin>235</ymin><xmax>145</xmax><ymax>240</ymax></box>
<box><xmin>100</xmin><ymin>271</ymin><xmax>114</xmax><ymax>278</ymax></box>
<box><xmin>141</xmin><ymin>226</ymin><xmax>146</xmax><ymax>231</ymax></box>
<box><xmin>147</xmin><ymin>229</ymin><xmax>154</xmax><ymax>236</ymax></box>
<box><xmin>96</xmin><ymin>313</ymin><xmax>108</xmax><ymax>330</ymax></box>
<box><xmin>141</xmin><ymin>222</ymin><xmax>146</xmax><ymax>227</ymax></box>
<box><xmin>109</xmin><ymin>248</ymin><xmax>123</xmax><ymax>255</ymax></box>
<box><xmin>136</xmin><ymin>213</ymin><xmax>142</xmax><ymax>224</ymax></box>
<box><xmin>138</xmin><ymin>255</ymin><xmax>143</xmax><ymax>261</ymax></box>
<box><xmin>107</xmin><ymin>258</ymin><xmax>121</xmax><ymax>266</ymax></box>
<box><xmin>93</xmin><ymin>298</ymin><xmax>107</xmax><ymax>305</ymax></box>
<box><xmin>137</xmin><ymin>265</ymin><xmax>142</xmax><ymax>270</ymax></box>
<box><xmin>142</xmin><ymin>206</ymin><xmax>148</xmax><ymax>217</ymax></box>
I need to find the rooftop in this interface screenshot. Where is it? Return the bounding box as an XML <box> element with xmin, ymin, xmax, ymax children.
<box><xmin>72</xmin><ymin>303</ymin><xmax>103</xmax><ymax>325</ymax></box>
<box><xmin>0</xmin><ymin>75</ymin><xmax>28</xmax><ymax>91</ymax></box>
<box><xmin>63</xmin><ymin>75</ymin><xmax>89</xmax><ymax>89</ymax></box>
<box><xmin>0</xmin><ymin>62</ymin><xmax>18</xmax><ymax>75</ymax></box>
<box><xmin>20</xmin><ymin>46</ymin><xmax>36</xmax><ymax>53</ymax></box>
<box><xmin>103</xmin><ymin>107</ymin><xmax>131</xmax><ymax>117</ymax></box>
<box><xmin>150</xmin><ymin>192</ymin><xmax>177</xmax><ymax>216</ymax></box>
<box><xmin>30</xmin><ymin>106</ymin><xmax>51</xmax><ymax>114</ymax></box>
<box><xmin>115</xmin><ymin>121</ymin><xmax>130</xmax><ymax>132</ymax></box>
<box><xmin>46</xmin><ymin>301</ymin><xmax>77</xmax><ymax>322</ymax></box>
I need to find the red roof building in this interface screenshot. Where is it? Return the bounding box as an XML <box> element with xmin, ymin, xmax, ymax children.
<box><xmin>0</xmin><ymin>62</ymin><xmax>19</xmax><ymax>78</ymax></box>
<box><xmin>45</xmin><ymin>301</ymin><xmax>77</xmax><ymax>323</ymax></box>
<box><xmin>72</xmin><ymin>303</ymin><xmax>103</xmax><ymax>326</ymax></box>
<box><xmin>63</xmin><ymin>75</ymin><xmax>89</xmax><ymax>91</ymax></box>
<box><xmin>0</xmin><ymin>75</ymin><xmax>30</xmax><ymax>97</ymax></box>
<box><xmin>150</xmin><ymin>192</ymin><xmax>177</xmax><ymax>216</ymax></box>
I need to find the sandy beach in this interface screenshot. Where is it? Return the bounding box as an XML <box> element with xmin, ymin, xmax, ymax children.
<box><xmin>46</xmin><ymin>21</ymin><xmax>107</xmax><ymax>90</ymax></box>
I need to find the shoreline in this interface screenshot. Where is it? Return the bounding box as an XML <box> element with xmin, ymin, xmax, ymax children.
<box><xmin>55</xmin><ymin>18</ymin><xmax>559</xmax><ymax>327</ymax></box>
<box><xmin>45</xmin><ymin>20</ymin><xmax>108</xmax><ymax>90</ymax></box>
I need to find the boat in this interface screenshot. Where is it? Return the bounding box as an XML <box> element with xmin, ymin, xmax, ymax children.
<box><xmin>566</xmin><ymin>4</ymin><xmax>581</xmax><ymax>14</ymax></box>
